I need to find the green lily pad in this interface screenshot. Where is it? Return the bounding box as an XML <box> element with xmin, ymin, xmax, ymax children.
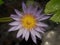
<box><xmin>45</xmin><ymin>0</ymin><xmax>60</xmax><ymax>13</ymax></box>
<box><xmin>45</xmin><ymin>0</ymin><xmax>60</xmax><ymax>23</ymax></box>
<box><xmin>0</xmin><ymin>0</ymin><xmax>4</xmax><ymax>5</ymax></box>
<box><xmin>50</xmin><ymin>10</ymin><xmax>60</xmax><ymax>23</ymax></box>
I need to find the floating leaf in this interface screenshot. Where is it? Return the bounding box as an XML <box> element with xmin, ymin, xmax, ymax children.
<box><xmin>0</xmin><ymin>0</ymin><xmax>4</xmax><ymax>5</ymax></box>
<box><xmin>44</xmin><ymin>0</ymin><xmax>60</xmax><ymax>23</ymax></box>
<box><xmin>50</xmin><ymin>10</ymin><xmax>60</xmax><ymax>23</ymax></box>
<box><xmin>45</xmin><ymin>0</ymin><xmax>60</xmax><ymax>13</ymax></box>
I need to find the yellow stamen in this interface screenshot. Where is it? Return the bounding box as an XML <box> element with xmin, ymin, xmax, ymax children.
<box><xmin>21</xmin><ymin>14</ymin><xmax>36</xmax><ymax>30</ymax></box>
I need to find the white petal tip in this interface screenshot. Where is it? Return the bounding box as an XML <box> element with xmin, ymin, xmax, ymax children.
<box><xmin>8</xmin><ymin>29</ymin><xmax>13</xmax><ymax>32</ymax></box>
<box><xmin>25</xmin><ymin>39</ymin><xmax>28</xmax><ymax>41</ymax></box>
<box><xmin>16</xmin><ymin>35</ymin><xmax>20</xmax><ymax>38</ymax></box>
<box><xmin>8</xmin><ymin>29</ymin><xmax>14</xmax><ymax>32</ymax></box>
<box><xmin>22</xmin><ymin>2</ymin><xmax>25</xmax><ymax>5</ymax></box>
<box><xmin>8</xmin><ymin>30</ymin><xmax>11</xmax><ymax>32</ymax></box>
<box><xmin>25</xmin><ymin>37</ymin><xmax>28</xmax><ymax>41</ymax></box>
<box><xmin>14</xmin><ymin>9</ymin><xmax>17</xmax><ymax>12</ymax></box>
<box><xmin>25</xmin><ymin>37</ymin><xmax>29</xmax><ymax>41</ymax></box>
<box><xmin>33</xmin><ymin>40</ymin><xmax>37</xmax><ymax>44</ymax></box>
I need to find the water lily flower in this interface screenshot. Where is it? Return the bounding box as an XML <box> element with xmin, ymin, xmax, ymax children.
<box><xmin>8</xmin><ymin>2</ymin><xmax>50</xmax><ymax>43</ymax></box>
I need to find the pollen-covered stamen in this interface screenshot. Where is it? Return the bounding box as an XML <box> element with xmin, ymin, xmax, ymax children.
<box><xmin>26</xmin><ymin>21</ymin><xmax>31</xmax><ymax>25</ymax></box>
<box><xmin>21</xmin><ymin>14</ymin><xmax>36</xmax><ymax>30</ymax></box>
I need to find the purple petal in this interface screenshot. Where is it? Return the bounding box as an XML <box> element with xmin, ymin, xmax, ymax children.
<box><xmin>22</xmin><ymin>2</ymin><xmax>27</xmax><ymax>13</ymax></box>
<box><xmin>9</xmin><ymin>21</ymin><xmax>19</xmax><ymax>26</ymax></box>
<box><xmin>39</xmin><ymin>27</ymin><xmax>45</xmax><ymax>31</ymax></box>
<box><xmin>22</xmin><ymin>29</ymin><xmax>27</xmax><ymax>38</ymax></box>
<box><xmin>8</xmin><ymin>26</ymin><xmax>20</xmax><ymax>32</ymax></box>
<box><xmin>30</xmin><ymin>29</ymin><xmax>37</xmax><ymax>43</ymax></box>
<box><xmin>36</xmin><ymin>9</ymin><xmax>43</xmax><ymax>16</ymax></box>
<box><xmin>39</xmin><ymin>16</ymin><xmax>50</xmax><ymax>21</ymax></box>
<box><xmin>36</xmin><ymin>14</ymin><xmax>50</xmax><ymax>21</ymax></box>
<box><xmin>14</xmin><ymin>9</ymin><xmax>22</xmax><ymax>17</ymax></box>
<box><xmin>35</xmin><ymin>27</ymin><xmax>44</xmax><ymax>33</ymax></box>
<box><xmin>36</xmin><ymin>22</ymin><xmax>48</xmax><ymax>27</ymax></box>
<box><xmin>36</xmin><ymin>14</ymin><xmax>44</xmax><ymax>19</ymax></box>
<box><xmin>25</xmin><ymin>30</ymin><xmax>29</xmax><ymax>41</ymax></box>
<box><xmin>10</xmin><ymin>14</ymin><xmax>20</xmax><ymax>21</ymax></box>
<box><xmin>27</xmin><ymin>5</ymin><xmax>33</xmax><ymax>14</ymax></box>
<box><xmin>34</xmin><ymin>30</ymin><xmax>41</xmax><ymax>39</ymax></box>
<box><xmin>32</xmin><ymin>6</ymin><xmax>38</xmax><ymax>15</ymax></box>
<box><xmin>17</xmin><ymin>28</ymin><xmax>24</xmax><ymax>38</ymax></box>
<box><xmin>27</xmin><ymin>4</ymin><xmax>38</xmax><ymax>14</ymax></box>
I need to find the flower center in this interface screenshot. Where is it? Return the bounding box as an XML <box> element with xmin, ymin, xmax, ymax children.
<box><xmin>21</xmin><ymin>14</ymin><xmax>36</xmax><ymax>30</ymax></box>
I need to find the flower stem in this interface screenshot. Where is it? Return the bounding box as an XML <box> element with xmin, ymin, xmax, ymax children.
<box><xmin>0</xmin><ymin>17</ymin><xmax>12</xmax><ymax>22</ymax></box>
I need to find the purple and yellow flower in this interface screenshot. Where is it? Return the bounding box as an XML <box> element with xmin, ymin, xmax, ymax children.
<box><xmin>8</xmin><ymin>2</ymin><xmax>50</xmax><ymax>43</ymax></box>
